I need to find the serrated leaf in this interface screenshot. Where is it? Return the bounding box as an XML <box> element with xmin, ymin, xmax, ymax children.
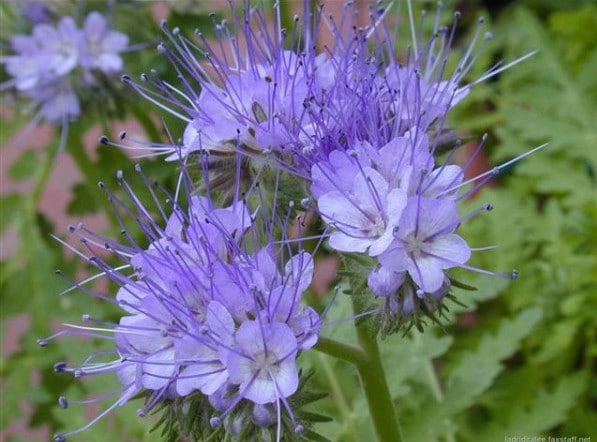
<box><xmin>403</xmin><ymin>308</ymin><xmax>543</xmax><ymax>441</ymax></box>
<box><xmin>445</xmin><ymin>308</ymin><xmax>542</xmax><ymax>407</ymax></box>
<box><xmin>379</xmin><ymin>331</ymin><xmax>453</xmax><ymax>399</ymax></box>
<box><xmin>491</xmin><ymin>6</ymin><xmax>597</xmax><ymax>208</ymax></box>
<box><xmin>476</xmin><ymin>372</ymin><xmax>588</xmax><ymax>440</ymax></box>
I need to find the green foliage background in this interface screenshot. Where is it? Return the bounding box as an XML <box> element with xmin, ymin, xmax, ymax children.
<box><xmin>1</xmin><ymin>1</ymin><xmax>595</xmax><ymax>441</ymax></box>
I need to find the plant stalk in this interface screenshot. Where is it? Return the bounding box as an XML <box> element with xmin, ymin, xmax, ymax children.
<box><xmin>352</xmin><ymin>296</ymin><xmax>403</xmax><ymax>442</ymax></box>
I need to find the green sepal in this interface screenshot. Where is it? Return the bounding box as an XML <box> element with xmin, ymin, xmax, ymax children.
<box><xmin>301</xmin><ymin>429</ymin><xmax>332</xmax><ymax>442</ymax></box>
<box><xmin>146</xmin><ymin>370</ymin><xmax>331</xmax><ymax>442</ymax></box>
<box><xmin>149</xmin><ymin>394</ymin><xmax>222</xmax><ymax>442</ymax></box>
<box><xmin>449</xmin><ymin>278</ymin><xmax>479</xmax><ymax>291</ymax></box>
<box><xmin>297</xmin><ymin>411</ymin><xmax>334</xmax><ymax>423</ymax></box>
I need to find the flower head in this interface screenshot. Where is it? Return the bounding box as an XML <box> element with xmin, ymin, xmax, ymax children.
<box><xmin>293</xmin><ymin>3</ymin><xmax>532</xmax><ymax>328</ymax></box>
<box><xmin>118</xmin><ymin>3</ymin><xmax>334</xmax><ymax>175</ymax></box>
<box><xmin>79</xmin><ymin>11</ymin><xmax>128</xmax><ymax>73</ymax></box>
<box><xmin>42</xmin><ymin>1</ymin><xmax>544</xmax><ymax>438</ymax></box>
<box><xmin>44</xmin><ymin>161</ymin><xmax>321</xmax><ymax>441</ymax></box>
<box><xmin>1</xmin><ymin>10</ymin><xmax>128</xmax><ymax>138</ymax></box>
<box><xmin>380</xmin><ymin>196</ymin><xmax>471</xmax><ymax>293</ymax></box>
<box><xmin>112</xmin><ymin>1</ymin><xmax>538</xmax><ymax>329</ymax></box>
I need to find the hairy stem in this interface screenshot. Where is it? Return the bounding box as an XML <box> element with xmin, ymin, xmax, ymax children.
<box><xmin>352</xmin><ymin>296</ymin><xmax>403</xmax><ymax>442</ymax></box>
<box><xmin>314</xmin><ymin>336</ymin><xmax>367</xmax><ymax>366</ymax></box>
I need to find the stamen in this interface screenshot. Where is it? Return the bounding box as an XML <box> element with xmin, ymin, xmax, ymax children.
<box><xmin>441</xmin><ymin>143</ymin><xmax>549</xmax><ymax>196</ymax></box>
<box><xmin>460</xmin><ymin>202</ymin><xmax>493</xmax><ymax>223</ymax></box>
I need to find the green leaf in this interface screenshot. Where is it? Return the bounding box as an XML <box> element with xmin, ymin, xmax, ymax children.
<box><xmin>67</xmin><ymin>183</ymin><xmax>100</xmax><ymax>215</ymax></box>
<box><xmin>491</xmin><ymin>6</ymin><xmax>597</xmax><ymax>208</ymax></box>
<box><xmin>445</xmin><ymin>308</ymin><xmax>542</xmax><ymax>406</ymax></box>
<box><xmin>548</xmin><ymin>4</ymin><xmax>597</xmax><ymax>71</ymax></box>
<box><xmin>476</xmin><ymin>372</ymin><xmax>588</xmax><ymax>439</ymax></box>
<box><xmin>0</xmin><ymin>194</ymin><xmax>23</xmax><ymax>234</ymax></box>
<box><xmin>402</xmin><ymin>308</ymin><xmax>542</xmax><ymax>441</ymax></box>
<box><xmin>8</xmin><ymin>149</ymin><xmax>40</xmax><ymax>181</ymax></box>
<box><xmin>380</xmin><ymin>331</ymin><xmax>453</xmax><ymax>399</ymax></box>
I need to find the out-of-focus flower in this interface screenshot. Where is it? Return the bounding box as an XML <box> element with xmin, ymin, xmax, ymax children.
<box><xmin>18</xmin><ymin>1</ymin><xmax>53</xmax><ymax>24</ymax></box>
<box><xmin>78</xmin><ymin>11</ymin><xmax>128</xmax><ymax>74</ymax></box>
<box><xmin>1</xmin><ymin>10</ymin><xmax>128</xmax><ymax>133</ymax></box>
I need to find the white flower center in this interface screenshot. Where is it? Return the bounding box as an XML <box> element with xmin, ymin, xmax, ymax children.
<box><xmin>405</xmin><ymin>233</ymin><xmax>425</xmax><ymax>258</ymax></box>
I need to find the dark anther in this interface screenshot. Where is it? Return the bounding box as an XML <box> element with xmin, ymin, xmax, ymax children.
<box><xmin>58</xmin><ymin>396</ymin><xmax>68</xmax><ymax>409</ymax></box>
<box><xmin>54</xmin><ymin>362</ymin><xmax>68</xmax><ymax>373</ymax></box>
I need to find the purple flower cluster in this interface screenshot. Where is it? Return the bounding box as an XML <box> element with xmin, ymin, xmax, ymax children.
<box><xmin>117</xmin><ymin>198</ymin><xmax>317</xmax><ymax>419</ymax></box>
<box><xmin>299</xmin><ymin>9</ymin><xmax>526</xmax><ymax>317</ymax></box>
<box><xmin>298</xmin><ymin>6</ymin><xmax>530</xmax><ymax>317</ymax></box>
<box><xmin>1</xmin><ymin>11</ymin><xmax>128</xmax><ymax>125</ymax></box>
<box><xmin>120</xmin><ymin>5</ymin><xmax>335</xmax><ymax>171</ymax></box>
<box><xmin>48</xmin><ymin>168</ymin><xmax>320</xmax><ymax>440</ymax></box>
<box><xmin>45</xmin><ymin>1</ymin><xmax>538</xmax><ymax>440</ymax></box>
<box><xmin>119</xmin><ymin>2</ymin><xmax>525</xmax><ymax>318</ymax></box>
<box><xmin>311</xmin><ymin>129</ymin><xmax>470</xmax><ymax>310</ymax></box>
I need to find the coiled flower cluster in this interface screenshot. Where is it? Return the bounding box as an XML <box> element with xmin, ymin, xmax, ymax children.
<box><xmin>47</xmin><ymin>166</ymin><xmax>321</xmax><ymax>441</ymax></box>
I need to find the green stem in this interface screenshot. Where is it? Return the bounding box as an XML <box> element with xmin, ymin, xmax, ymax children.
<box><xmin>68</xmin><ymin>139</ymin><xmax>118</xmax><ymax>227</ymax></box>
<box><xmin>24</xmin><ymin>143</ymin><xmax>62</xmax><ymax>336</ymax></box>
<box><xmin>411</xmin><ymin>332</ymin><xmax>443</xmax><ymax>404</ymax></box>
<box><xmin>425</xmin><ymin>359</ymin><xmax>444</xmax><ymax>402</ymax></box>
<box><xmin>314</xmin><ymin>336</ymin><xmax>367</xmax><ymax>366</ymax></box>
<box><xmin>352</xmin><ymin>297</ymin><xmax>403</xmax><ymax>442</ymax></box>
<box><xmin>424</xmin><ymin>360</ymin><xmax>455</xmax><ymax>442</ymax></box>
<box><xmin>416</xmin><ymin>331</ymin><xmax>454</xmax><ymax>442</ymax></box>
<box><xmin>314</xmin><ymin>307</ymin><xmax>403</xmax><ymax>440</ymax></box>
<box><xmin>316</xmin><ymin>352</ymin><xmax>359</xmax><ymax>442</ymax></box>
<box><xmin>32</xmin><ymin>143</ymin><xmax>61</xmax><ymax>206</ymax></box>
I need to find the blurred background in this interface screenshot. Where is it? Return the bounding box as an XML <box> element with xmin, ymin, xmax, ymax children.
<box><xmin>1</xmin><ymin>1</ymin><xmax>595</xmax><ymax>441</ymax></box>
